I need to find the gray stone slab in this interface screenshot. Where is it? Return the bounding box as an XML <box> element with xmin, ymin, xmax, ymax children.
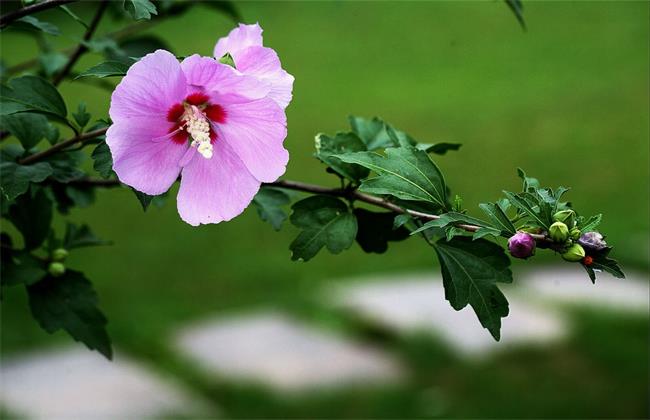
<box><xmin>331</xmin><ymin>273</ymin><xmax>567</xmax><ymax>356</ymax></box>
<box><xmin>0</xmin><ymin>347</ymin><xmax>209</xmax><ymax>419</ymax></box>
<box><xmin>174</xmin><ymin>312</ymin><xmax>402</xmax><ymax>392</ymax></box>
<box><xmin>522</xmin><ymin>267</ymin><xmax>649</xmax><ymax>312</ymax></box>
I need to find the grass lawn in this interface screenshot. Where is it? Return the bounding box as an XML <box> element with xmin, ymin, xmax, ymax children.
<box><xmin>1</xmin><ymin>1</ymin><xmax>648</xmax><ymax>418</ymax></box>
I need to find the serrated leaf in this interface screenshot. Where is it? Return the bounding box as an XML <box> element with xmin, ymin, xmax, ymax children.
<box><xmin>73</xmin><ymin>102</ymin><xmax>91</xmax><ymax>129</ymax></box>
<box><xmin>76</xmin><ymin>61</ymin><xmax>131</xmax><ymax>79</ymax></box>
<box><xmin>0</xmin><ymin>161</ymin><xmax>53</xmax><ymax>200</ymax></box>
<box><xmin>590</xmin><ymin>256</ymin><xmax>625</xmax><ymax>279</ymax></box>
<box><xmin>417</xmin><ymin>142</ymin><xmax>462</xmax><ymax>155</ymax></box>
<box><xmin>315</xmin><ymin>132</ymin><xmax>369</xmax><ymax>182</ymax></box>
<box><xmin>27</xmin><ymin>270</ymin><xmax>112</xmax><ymax>359</ymax></box>
<box><xmin>0</xmin><ymin>113</ymin><xmax>48</xmax><ymax>149</ymax></box>
<box><xmin>472</xmin><ymin>226</ymin><xmax>502</xmax><ymax>240</ymax></box>
<box><xmin>580</xmin><ymin>214</ymin><xmax>602</xmax><ymax>233</ymax></box>
<box><xmin>354</xmin><ymin>208</ymin><xmax>409</xmax><ymax>254</ymax></box>
<box><xmin>1</xmin><ymin>252</ymin><xmax>47</xmax><ymax>286</ymax></box>
<box><xmin>123</xmin><ymin>0</ymin><xmax>158</xmax><ymax>20</ymax></box>
<box><xmin>503</xmin><ymin>190</ymin><xmax>550</xmax><ymax>230</ymax></box>
<box><xmin>1</xmin><ymin>76</ymin><xmax>67</xmax><ymax>118</ymax></box>
<box><xmin>289</xmin><ymin>195</ymin><xmax>357</xmax><ymax>261</ymax></box>
<box><xmin>411</xmin><ymin>212</ymin><xmax>492</xmax><ymax>235</ymax></box>
<box><xmin>14</xmin><ymin>16</ymin><xmax>60</xmax><ymax>35</ymax></box>
<box><xmin>91</xmin><ymin>142</ymin><xmax>113</xmax><ymax>178</ymax></box>
<box><xmin>338</xmin><ymin>146</ymin><xmax>447</xmax><ymax>208</ymax></box>
<box><xmin>348</xmin><ymin>116</ymin><xmax>393</xmax><ymax>151</ymax></box>
<box><xmin>253</xmin><ymin>187</ymin><xmax>290</xmax><ymax>231</ymax></box>
<box><xmin>434</xmin><ymin>237</ymin><xmax>513</xmax><ymax>340</ymax></box>
<box><xmin>8</xmin><ymin>187</ymin><xmax>52</xmax><ymax>250</ymax></box>
<box><xmin>479</xmin><ymin>202</ymin><xmax>516</xmax><ymax>235</ymax></box>
<box><xmin>64</xmin><ymin>223</ymin><xmax>109</xmax><ymax>249</ymax></box>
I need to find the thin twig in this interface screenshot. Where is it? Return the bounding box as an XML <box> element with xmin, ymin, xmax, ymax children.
<box><xmin>52</xmin><ymin>1</ymin><xmax>109</xmax><ymax>86</ymax></box>
<box><xmin>0</xmin><ymin>0</ymin><xmax>74</xmax><ymax>28</ymax></box>
<box><xmin>18</xmin><ymin>127</ymin><xmax>107</xmax><ymax>165</ymax></box>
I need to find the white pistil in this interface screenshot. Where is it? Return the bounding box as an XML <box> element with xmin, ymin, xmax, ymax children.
<box><xmin>184</xmin><ymin>105</ymin><xmax>213</xmax><ymax>159</ymax></box>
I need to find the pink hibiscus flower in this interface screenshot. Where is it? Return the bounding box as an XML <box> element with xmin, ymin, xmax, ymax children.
<box><xmin>214</xmin><ymin>23</ymin><xmax>294</xmax><ymax>110</ymax></box>
<box><xmin>106</xmin><ymin>49</ymin><xmax>291</xmax><ymax>226</ymax></box>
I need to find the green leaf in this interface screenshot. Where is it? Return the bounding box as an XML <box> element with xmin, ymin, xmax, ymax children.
<box><xmin>517</xmin><ymin>167</ymin><xmax>540</xmax><ymax>192</ymax></box>
<box><xmin>132</xmin><ymin>189</ymin><xmax>154</xmax><ymax>211</ymax></box>
<box><xmin>472</xmin><ymin>226</ymin><xmax>502</xmax><ymax>240</ymax></box>
<box><xmin>65</xmin><ymin>185</ymin><xmax>95</xmax><ymax>208</ymax></box>
<box><xmin>354</xmin><ymin>208</ymin><xmax>409</xmax><ymax>254</ymax></box>
<box><xmin>91</xmin><ymin>142</ymin><xmax>113</xmax><ymax>178</ymax></box>
<box><xmin>252</xmin><ymin>187</ymin><xmax>291</xmax><ymax>231</ymax></box>
<box><xmin>39</xmin><ymin>52</ymin><xmax>68</xmax><ymax>76</ymax></box>
<box><xmin>0</xmin><ymin>161</ymin><xmax>52</xmax><ymax>200</ymax></box>
<box><xmin>289</xmin><ymin>195</ymin><xmax>357</xmax><ymax>261</ymax></box>
<box><xmin>1</xmin><ymin>76</ymin><xmax>67</xmax><ymax>118</ymax></box>
<box><xmin>8</xmin><ymin>187</ymin><xmax>53</xmax><ymax>250</ymax></box>
<box><xmin>42</xmin><ymin>152</ymin><xmax>85</xmax><ymax>183</ymax></box>
<box><xmin>108</xmin><ymin>35</ymin><xmax>171</xmax><ymax>64</ymax></box>
<box><xmin>418</xmin><ymin>142</ymin><xmax>463</xmax><ymax>155</ymax></box>
<box><xmin>503</xmin><ymin>190</ymin><xmax>550</xmax><ymax>230</ymax></box>
<box><xmin>504</xmin><ymin>0</ymin><xmax>526</xmax><ymax>30</ymax></box>
<box><xmin>27</xmin><ymin>270</ymin><xmax>112</xmax><ymax>359</ymax></box>
<box><xmin>1</xmin><ymin>252</ymin><xmax>47</xmax><ymax>286</ymax></box>
<box><xmin>479</xmin><ymin>202</ymin><xmax>517</xmax><ymax>235</ymax></box>
<box><xmin>348</xmin><ymin>116</ymin><xmax>393</xmax><ymax>151</ymax></box>
<box><xmin>411</xmin><ymin>212</ymin><xmax>492</xmax><ymax>236</ymax></box>
<box><xmin>76</xmin><ymin>61</ymin><xmax>131</xmax><ymax>79</ymax></box>
<box><xmin>14</xmin><ymin>16</ymin><xmax>60</xmax><ymax>35</ymax></box>
<box><xmin>218</xmin><ymin>53</ymin><xmax>236</xmax><ymax>68</ymax></box>
<box><xmin>59</xmin><ymin>5</ymin><xmax>88</xmax><ymax>28</ymax></box>
<box><xmin>72</xmin><ymin>102</ymin><xmax>91</xmax><ymax>129</ymax></box>
<box><xmin>338</xmin><ymin>146</ymin><xmax>447</xmax><ymax>208</ymax></box>
<box><xmin>590</xmin><ymin>255</ymin><xmax>625</xmax><ymax>280</ymax></box>
<box><xmin>0</xmin><ymin>113</ymin><xmax>48</xmax><ymax>149</ymax></box>
<box><xmin>64</xmin><ymin>223</ymin><xmax>109</xmax><ymax>249</ymax></box>
<box><xmin>580</xmin><ymin>214</ymin><xmax>602</xmax><ymax>233</ymax></box>
<box><xmin>434</xmin><ymin>237</ymin><xmax>513</xmax><ymax>340</ymax></box>
<box><xmin>315</xmin><ymin>132</ymin><xmax>369</xmax><ymax>182</ymax></box>
<box><xmin>123</xmin><ymin>0</ymin><xmax>158</xmax><ymax>20</ymax></box>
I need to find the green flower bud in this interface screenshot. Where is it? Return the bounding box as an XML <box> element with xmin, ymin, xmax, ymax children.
<box><xmin>48</xmin><ymin>262</ymin><xmax>66</xmax><ymax>277</ymax></box>
<box><xmin>51</xmin><ymin>248</ymin><xmax>69</xmax><ymax>262</ymax></box>
<box><xmin>553</xmin><ymin>209</ymin><xmax>576</xmax><ymax>228</ymax></box>
<box><xmin>561</xmin><ymin>243</ymin><xmax>586</xmax><ymax>262</ymax></box>
<box><xmin>549</xmin><ymin>221</ymin><xmax>569</xmax><ymax>243</ymax></box>
<box><xmin>570</xmin><ymin>227</ymin><xmax>581</xmax><ymax>240</ymax></box>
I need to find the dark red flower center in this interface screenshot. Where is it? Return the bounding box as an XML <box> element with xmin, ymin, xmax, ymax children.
<box><xmin>166</xmin><ymin>93</ymin><xmax>227</xmax><ymax>145</ymax></box>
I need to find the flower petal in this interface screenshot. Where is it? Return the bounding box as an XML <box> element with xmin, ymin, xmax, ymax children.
<box><xmin>180</xmin><ymin>54</ymin><xmax>270</xmax><ymax>100</ymax></box>
<box><xmin>177</xmin><ymin>140</ymin><xmax>260</xmax><ymax>226</ymax></box>
<box><xmin>106</xmin><ymin>117</ymin><xmax>186</xmax><ymax>195</ymax></box>
<box><xmin>213</xmin><ymin>23</ymin><xmax>263</xmax><ymax>58</ymax></box>
<box><xmin>234</xmin><ymin>46</ymin><xmax>294</xmax><ymax>109</ymax></box>
<box><xmin>110</xmin><ymin>50</ymin><xmax>186</xmax><ymax>121</ymax></box>
<box><xmin>218</xmin><ymin>97</ymin><xmax>288</xmax><ymax>182</ymax></box>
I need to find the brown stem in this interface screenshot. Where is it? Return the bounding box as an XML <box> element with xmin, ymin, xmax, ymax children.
<box><xmin>52</xmin><ymin>1</ymin><xmax>109</xmax><ymax>86</ymax></box>
<box><xmin>18</xmin><ymin>127</ymin><xmax>107</xmax><ymax>165</ymax></box>
<box><xmin>0</xmin><ymin>0</ymin><xmax>74</xmax><ymax>28</ymax></box>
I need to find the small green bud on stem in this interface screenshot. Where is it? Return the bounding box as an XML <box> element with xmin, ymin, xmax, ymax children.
<box><xmin>570</xmin><ymin>227</ymin><xmax>581</xmax><ymax>240</ymax></box>
<box><xmin>48</xmin><ymin>262</ymin><xmax>66</xmax><ymax>277</ymax></box>
<box><xmin>562</xmin><ymin>243</ymin><xmax>586</xmax><ymax>262</ymax></box>
<box><xmin>549</xmin><ymin>221</ymin><xmax>569</xmax><ymax>242</ymax></box>
<box><xmin>52</xmin><ymin>248</ymin><xmax>69</xmax><ymax>262</ymax></box>
<box><xmin>553</xmin><ymin>209</ymin><xmax>576</xmax><ymax>228</ymax></box>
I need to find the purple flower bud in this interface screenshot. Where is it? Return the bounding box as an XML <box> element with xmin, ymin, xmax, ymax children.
<box><xmin>578</xmin><ymin>231</ymin><xmax>607</xmax><ymax>252</ymax></box>
<box><xmin>508</xmin><ymin>232</ymin><xmax>536</xmax><ymax>259</ymax></box>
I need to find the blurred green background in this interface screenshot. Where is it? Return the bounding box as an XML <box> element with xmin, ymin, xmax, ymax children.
<box><xmin>1</xmin><ymin>1</ymin><xmax>648</xmax><ymax>418</ymax></box>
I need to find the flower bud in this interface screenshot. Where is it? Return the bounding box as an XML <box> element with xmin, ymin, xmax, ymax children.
<box><xmin>570</xmin><ymin>227</ymin><xmax>581</xmax><ymax>240</ymax></box>
<box><xmin>51</xmin><ymin>248</ymin><xmax>69</xmax><ymax>262</ymax></box>
<box><xmin>549</xmin><ymin>221</ymin><xmax>569</xmax><ymax>243</ymax></box>
<box><xmin>553</xmin><ymin>209</ymin><xmax>576</xmax><ymax>228</ymax></box>
<box><xmin>48</xmin><ymin>262</ymin><xmax>66</xmax><ymax>277</ymax></box>
<box><xmin>508</xmin><ymin>232</ymin><xmax>536</xmax><ymax>259</ymax></box>
<box><xmin>561</xmin><ymin>243</ymin><xmax>586</xmax><ymax>262</ymax></box>
<box><xmin>578</xmin><ymin>231</ymin><xmax>607</xmax><ymax>252</ymax></box>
